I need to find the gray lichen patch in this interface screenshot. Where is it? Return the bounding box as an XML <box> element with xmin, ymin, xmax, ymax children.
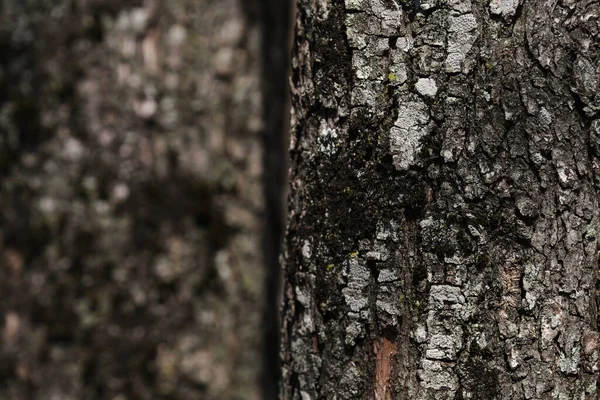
<box><xmin>353</xmin><ymin>51</ymin><xmax>387</xmax><ymax>80</ymax></box>
<box><xmin>418</xmin><ymin>359</ymin><xmax>459</xmax><ymax>393</ymax></box>
<box><xmin>376</xmin><ymin>298</ymin><xmax>400</xmax><ymax>320</ymax></box>
<box><xmin>342</xmin><ymin>258</ymin><xmax>371</xmax><ymax>313</ymax></box>
<box><xmin>390</xmin><ymin>98</ymin><xmax>430</xmax><ymax>170</ymax></box>
<box><xmin>351</xmin><ymin>80</ymin><xmax>384</xmax><ymax>106</ymax></box>
<box><xmin>425</xmin><ymin>333</ymin><xmax>463</xmax><ymax>360</ymax></box>
<box><xmin>341</xmin><ymin>258</ymin><xmax>372</xmax><ymax>345</ymax></box>
<box><xmin>445</xmin><ymin>13</ymin><xmax>477</xmax><ymax>73</ymax></box>
<box><xmin>365</xmin><ymin>242</ymin><xmax>389</xmax><ymax>261</ymax></box>
<box><xmin>489</xmin><ymin>0</ymin><xmax>520</xmax><ymax>18</ymax></box>
<box><xmin>448</xmin><ymin>13</ymin><xmax>477</xmax><ymax>35</ymax></box>
<box><xmin>419</xmin><ymin>282</ymin><xmax>468</xmax><ymax>396</ymax></box>
<box><xmin>344</xmin><ymin>0</ymin><xmax>364</xmax><ymax>11</ymax></box>
<box><xmin>389</xmin><ymin>49</ymin><xmax>409</xmax><ymax>85</ymax></box>
<box><xmin>345</xmin><ymin>320</ymin><xmax>365</xmax><ymax>346</ymax></box>
<box><xmin>415</xmin><ymin>78</ymin><xmax>438</xmax><ymax>98</ymax></box>
<box><xmin>345</xmin><ymin>9</ymin><xmax>405</xmax><ymax>49</ymax></box>
<box><xmin>378</xmin><ymin>268</ymin><xmax>400</xmax><ymax>283</ymax></box>
<box><xmin>429</xmin><ymin>285</ymin><xmax>466</xmax><ymax>309</ymax></box>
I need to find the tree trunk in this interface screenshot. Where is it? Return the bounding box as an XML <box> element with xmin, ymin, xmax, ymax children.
<box><xmin>0</xmin><ymin>1</ymin><xmax>265</xmax><ymax>399</ymax></box>
<box><xmin>282</xmin><ymin>0</ymin><xmax>600</xmax><ymax>398</ymax></box>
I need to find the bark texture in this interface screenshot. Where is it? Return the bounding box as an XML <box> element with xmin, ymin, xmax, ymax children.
<box><xmin>282</xmin><ymin>0</ymin><xmax>600</xmax><ymax>398</ymax></box>
<box><xmin>0</xmin><ymin>0</ymin><xmax>264</xmax><ymax>399</ymax></box>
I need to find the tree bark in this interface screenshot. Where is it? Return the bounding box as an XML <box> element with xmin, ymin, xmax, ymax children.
<box><xmin>282</xmin><ymin>0</ymin><xmax>600</xmax><ymax>399</ymax></box>
<box><xmin>0</xmin><ymin>1</ymin><xmax>265</xmax><ymax>399</ymax></box>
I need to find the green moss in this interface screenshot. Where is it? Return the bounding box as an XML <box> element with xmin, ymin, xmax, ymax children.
<box><xmin>388</xmin><ymin>72</ymin><xmax>397</xmax><ymax>82</ymax></box>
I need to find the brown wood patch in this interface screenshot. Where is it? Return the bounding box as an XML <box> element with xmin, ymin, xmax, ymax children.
<box><xmin>374</xmin><ymin>335</ymin><xmax>398</xmax><ymax>400</ymax></box>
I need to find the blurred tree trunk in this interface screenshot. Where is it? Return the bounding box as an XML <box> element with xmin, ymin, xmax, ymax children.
<box><xmin>282</xmin><ymin>0</ymin><xmax>600</xmax><ymax>398</ymax></box>
<box><xmin>0</xmin><ymin>0</ymin><xmax>266</xmax><ymax>399</ymax></box>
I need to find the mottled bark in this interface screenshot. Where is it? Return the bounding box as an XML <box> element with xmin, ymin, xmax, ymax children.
<box><xmin>0</xmin><ymin>0</ymin><xmax>264</xmax><ymax>399</ymax></box>
<box><xmin>282</xmin><ymin>0</ymin><xmax>600</xmax><ymax>399</ymax></box>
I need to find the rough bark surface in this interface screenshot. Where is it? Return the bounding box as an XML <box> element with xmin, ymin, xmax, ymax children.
<box><xmin>282</xmin><ymin>0</ymin><xmax>600</xmax><ymax>398</ymax></box>
<box><xmin>0</xmin><ymin>0</ymin><xmax>264</xmax><ymax>399</ymax></box>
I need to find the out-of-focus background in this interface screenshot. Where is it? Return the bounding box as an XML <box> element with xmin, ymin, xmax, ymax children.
<box><xmin>0</xmin><ymin>0</ymin><xmax>267</xmax><ymax>398</ymax></box>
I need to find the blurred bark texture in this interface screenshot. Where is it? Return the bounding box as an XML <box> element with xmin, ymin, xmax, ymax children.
<box><xmin>0</xmin><ymin>0</ymin><xmax>266</xmax><ymax>398</ymax></box>
<box><xmin>282</xmin><ymin>0</ymin><xmax>600</xmax><ymax>398</ymax></box>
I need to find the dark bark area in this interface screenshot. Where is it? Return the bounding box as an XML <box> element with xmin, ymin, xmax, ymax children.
<box><xmin>283</xmin><ymin>0</ymin><xmax>600</xmax><ymax>398</ymax></box>
<box><xmin>259</xmin><ymin>0</ymin><xmax>293</xmax><ymax>398</ymax></box>
<box><xmin>0</xmin><ymin>0</ymin><xmax>265</xmax><ymax>399</ymax></box>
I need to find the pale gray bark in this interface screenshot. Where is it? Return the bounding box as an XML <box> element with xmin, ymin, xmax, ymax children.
<box><xmin>282</xmin><ymin>0</ymin><xmax>600</xmax><ymax>398</ymax></box>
